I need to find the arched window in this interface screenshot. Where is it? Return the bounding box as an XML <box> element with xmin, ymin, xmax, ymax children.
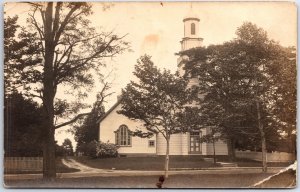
<box><xmin>115</xmin><ymin>125</ymin><xmax>131</xmax><ymax>146</ymax></box>
<box><xmin>191</xmin><ymin>23</ymin><xmax>195</xmax><ymax>35</ymax></box>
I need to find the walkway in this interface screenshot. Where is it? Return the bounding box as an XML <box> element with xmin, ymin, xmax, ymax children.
<box><xmin>61</xmin><ymin>158</ymin><xmax>103</xmax><ymax>173</ymax></box>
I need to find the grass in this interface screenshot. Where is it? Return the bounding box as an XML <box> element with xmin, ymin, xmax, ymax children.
<box><xmin>73</xmin><ymin>155</ymin><xmax>293</xmax><ymax>171</ymax></box>
<box><xmin>74</xmin><ymin>155</ymin><xmax>220</xmax><ymax>170</ymax></box>
<box><xmin>235</xmin><ymin>159</ymin><xmax>293</xmax><ymax>168</ymax></box>
<box><xmin>254</xmin><ymin>169</ymin><xmax>296</xmax><ymax>188</ymax></box>
<box><xmin>4</xmin><ymin>157</ymin><xmax>80</xmax><ymax>174</ymax></box>
<box><xmin>212</xmin><ymin>156</ymin><xmax>293</xmax><ymax>167</ymax></box>
<box><xmin>5</xmin><ymin>173</ymin><xmax>275</xmax><ymax>188</ymax></box>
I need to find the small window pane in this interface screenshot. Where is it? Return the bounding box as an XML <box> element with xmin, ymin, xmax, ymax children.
<box><xmin>191</xmin><ymin>23</ymin><xmax>195</xmax><ymax>35</ymax></box>
<box><xmin>149</xmin><ymin>140</ymin><xmax>155</xmax><ymax>147</ymax></box>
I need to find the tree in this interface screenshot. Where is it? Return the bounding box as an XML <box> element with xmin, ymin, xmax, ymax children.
<box><xmin>74</xmin><ymin>93</ymin><xmax>106</xmax><ymax>154</ymax></box>
<box><xmin>233</xmin><ymin>22</ymin><xmax>296</xmax><ymax>171</ymax></box>
<box><xmin>179</xmin><ymin>43</ymin><xmax>260</xmax><ymax>161</ymax></box>
<box><xmin>118</xmin><ymin>55</ymin><xmax>200</xmax><ymax>178</ymax></box>
<box><xmin>62</xmin><ymin>138</ymin><xmax>74</xmax><ymax>156</ymax></box>
<box><xmin>4</xmin><ymin>15</ymin><xmax>42</xmax><ymax>94</ymax></box>
<box><xmin>180</xmin><ymin>22</ymin><xmax>296</xmax><ymax>172</ymax></box>
<box><xmin>4</xmin><ymin>92</ymin><xmax>44</xmax><ymax>157</ymax></box>
<box><xmin>268</xmin><ymin>46</ymin><xmax>296</xmax><ymax>153</ymax></box>
<box><xmin>5</xmin><ymin>2</ymin><xmax>129</xmax><ymax>179</ymax></box>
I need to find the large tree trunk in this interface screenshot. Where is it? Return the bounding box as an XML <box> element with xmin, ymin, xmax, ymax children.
<box><xmin>226</xmin><ymin>137</ymin><xmax>236</xmax><ymax>162</ymax></box>
<box><xmin>212</xmin><ymin>137</ymin><xmax>216</xmax><ymax>164</ymax></box>
<box><xmin>42</xmin><ymin>2</ymin><xmax>57</xmax><ymax>179</ymax></box>
<box><xmin>231</xmin><ymin>138</ymin><xmax>236</xmax><ymax>159</ymax></box>
<box><xmin>164</xmin><ymin>138</ymin><xmax>170</xmax><ymax>178</ymax></box>
<box><xmin>256</xmin><ymin>101</ymin><xmax>267</xmax><ymax>172</ymax></box>
<box><xmin>42</xmin><ymin>126</ymin><xmax>56</xmax><ymax>179</ymax></box>
<box><xmin>287</xmin><ymin>130</ymin><xmax>296</xmax><ymax>154</ymax></box>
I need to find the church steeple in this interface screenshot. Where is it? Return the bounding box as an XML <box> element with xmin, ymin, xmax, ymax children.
<box><xmin>180</xmin><ymin>6</ymin><xmax>203</xmax><ymax>51</ymax></box>
<box><xmin>177</xmin><ymin>6</ymin><xmax>204</xmax><ymax>77</ymax></box>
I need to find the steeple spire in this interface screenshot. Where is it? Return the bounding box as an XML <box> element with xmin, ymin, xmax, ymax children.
<box><xmin>181</xmin><ymin>5</ymin><xmax>203</xmax><ymax>51</ymax></box>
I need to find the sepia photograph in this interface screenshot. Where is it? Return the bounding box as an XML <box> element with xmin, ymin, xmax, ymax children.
<box><xmin>3</xmin><ymin>1</ymin><xmax>297</xmax><ymax>188</ymax></box>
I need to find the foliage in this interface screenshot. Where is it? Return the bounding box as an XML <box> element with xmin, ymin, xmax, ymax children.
<box><xmin>4</xmin><ymin>2</ymin><xmax>129</xmax><ymax>178</ymax></box>
<box><xmin>84</xmin><ymin>140</ymin><xmax>98</xmax><ymax>158</ymax></box>
<box><xmin>181</xmin><ymin>22</ymin><xmax>295</xmax><ymax>149</ymax></box>
<box><xmin>180</xmin><ymin>22</ymin><xmax>296</xmax><ymax>171</ymax></box>
<box><xmin>62</xmin><ymin>138</ymin><xmax>74</xmax><ymax>156</ymax></box>
<box><xmin>84</xmin><ymin>140</ymin><xmax>118</xmax><ymax>158</ymax></box>
<box><xmin>117</xmin><ymin>55</ymin><xmax>201</xmax><ymax>178</ymax></box>
<box><xmin>4</xmin><ymin>16</ymin><xmax>43</xmax><ymax>95</ymax></box>
<box><xmin>96</xmin><ymin>141</ymin><xmax>118</xmax><ymax>158</ymax></box>
<box><xmin>4</xmin><ymin>92</ymin><xmax>44</xmax><ymax>157</ymax></box>
<box><xmin>118</xmin><ymin>55</ymin><xmax>199</xmax><ymax>138</ymax></box>
<box><xmin>55</xmin><ymin>142</ymin><xmax>66</xmax><ymax>157</ymax></box>
<box><xmin>74</xmin><ymin>94</ymin><xmax>105</xmax><ymax>154</ymax></box>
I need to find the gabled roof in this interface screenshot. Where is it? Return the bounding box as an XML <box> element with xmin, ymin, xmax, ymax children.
<box><xmin>96</xmin><ymin>99</ymin><xmax>122</xmax><ymax>124</ymax></box>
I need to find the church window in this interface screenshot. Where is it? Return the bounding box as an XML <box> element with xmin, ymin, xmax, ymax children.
<box><xmin>191</xmin><ymin>23</ymin><xmax>195</xmax><ymax>35</ymax></box>
<box><xmin>115</xmin><ymin>125</ymin><xmax>131</xmax><ymax>146</ymax></box>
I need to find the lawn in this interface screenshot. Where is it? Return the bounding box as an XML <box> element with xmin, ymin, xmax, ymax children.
<box><xmin>254</xmin><ymin>169</ymin><xmax>296</xmax><ymax>188</ymax></box>
<box><xmin>205</xmin><ymin>155</ymin><xmax>293</xmax><ymax>167</ymax></box>
<box><xmin>232</xmin><ymin>158</ymin><xmax>293</xmax><ymax>168</ymax></box>
<box><xmin>4</xmin><ymin>158</ymin><xmax>80</xmax><ymax>174</ymax></box>
<box><xmin>5</xmin><ymin>173</ymin><xmax>275</xmax><ymax>188</ymax></box>
<box><xmin>74</xmin><ymin>155</ymin><xmax>293</xmax><ymax>170</ymax></box>
<box><xmin>74</xmin><ymin>156</ymin><xmax>221</xmax><ymax>170</ymax></box>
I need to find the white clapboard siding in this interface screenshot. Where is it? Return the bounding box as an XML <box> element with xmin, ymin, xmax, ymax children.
<box><xmin>100</xmin><ymin>103</ymin><xmax>229</xmax><ymax>156</ymax></box>
<box><xmin>100</xmin><ymin>104</ymin><xmax>156</xmax><ymax>155</ymax></box>
<box><xmin>157</xmin><ymin>133</ymin><xmax>186</xmax><ymax>155</ymax></box>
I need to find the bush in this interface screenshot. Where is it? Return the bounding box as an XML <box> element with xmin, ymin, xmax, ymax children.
<box><xmin>85</xmin><ymin>140</ymin><xmax>98</xmax><ymax>158</ymax></box>
<box><xmin>84</xmin><ymin>140</ymin><xmax>118</xmax><ymax>158</ymax></box>
<box><xmin>96</xmin><ymin>142</ymin><xmax>118</xmax><ymax>158</ymax></box>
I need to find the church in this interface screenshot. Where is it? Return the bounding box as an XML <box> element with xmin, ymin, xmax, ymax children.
<box><xmin>98</xmin><ymin>12</ymin><xmax>228</xmax><ymax>156</ymax></box>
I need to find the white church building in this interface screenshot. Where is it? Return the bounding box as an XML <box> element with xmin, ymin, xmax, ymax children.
<box><xmin>98</xmin><ymin>12</ymin><xmax>228</xmax><ymax>156</ymax></box>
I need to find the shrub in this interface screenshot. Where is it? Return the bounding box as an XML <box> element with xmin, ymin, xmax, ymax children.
<box><xmin>96</xmin><ymin>141</ymin><xmax>118</xmax><ymax>158</ymax></box>
<box><xmin>85</xmin><ymin>140</ymin><xmax>98</xmax><ymax>158</ymax></box>
<box><xmin>84</xmin><ymin>140</ymin><xmax>118</xmax><ymax>158</ymax></box>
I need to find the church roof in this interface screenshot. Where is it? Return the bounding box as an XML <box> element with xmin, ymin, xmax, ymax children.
<box><xmin>96</xmin><ymin>99</ymin><xmax>122</xmax><ymax>124</ymax></box>
<box><xmin>183</xmin><ymin>7</ymin><xmax>200</xmax><ymax>22</ymax></box>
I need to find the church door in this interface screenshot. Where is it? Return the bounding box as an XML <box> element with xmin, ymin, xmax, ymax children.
<box><xmin>189</xmin><ymin>131</ymin><xmax>202</xmax><ymax>154</ymax></box>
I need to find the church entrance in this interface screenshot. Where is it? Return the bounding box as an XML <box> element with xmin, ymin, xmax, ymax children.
<box><xmin>189</xmin><ymin>131</ymin><xmax>202</xmax><ymax>154</ymax></box>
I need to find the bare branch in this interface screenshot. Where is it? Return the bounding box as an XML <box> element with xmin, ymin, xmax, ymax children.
<box><xmin>54</xmin><ymin>4</ymin><xmax>82</xmax><ymax>44</ymax></box>
<box><xmin>55</xmin><ymin>112</ymin><xmax>90</xmax><ymax>129</ymax></box>
<box><xmin>27</xmin><ymin>2</ymin><xmax>43</xmax><ymax>7</ymax></box>
<box><xmin>24</xmin><ymin>92</ymin><xmax>43</xmax><ymax>100</ymax></box>
<box><xmin>52</xmin><ymin>2</ymin><xmax>62</xmax><ymax>40</ymax></box>
<box><xmin>29</xmin><ymin>9</ymin><xmax>45</xmax><ymax>58</ymax></box>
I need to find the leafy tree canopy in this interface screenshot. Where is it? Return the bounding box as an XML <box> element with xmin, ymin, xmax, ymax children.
<box><xmin>4</xmin><ymin>2</ymin><xmax>130</xmax><ymax>179</ymax></box>
<box><xmin>4</xmin><ymin>92</ymin><xmax>44</xmax><ymax>157</ymax></box>
<box><xmin>179</xmin><ymin>22</ymin><xmax>296</xmax><ymax>153</ymax></box>
<box><xmin>117</xmin><ymin>55</ymin><xmax>201</xmax><ymax>177</ymax></box>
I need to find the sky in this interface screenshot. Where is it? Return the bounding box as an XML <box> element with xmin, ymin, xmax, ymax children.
<box><xmin>4</xmin><ymin>1</ymin><xmax>297</xmax><ymax>148</ymax></box>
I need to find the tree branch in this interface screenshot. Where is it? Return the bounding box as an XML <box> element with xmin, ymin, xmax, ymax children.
<box><xmin>52</xmin><ymin>2</ymin><xmax>62</xmax><ymax>40</ymax></box>
<box><xmin>29</xmin><ymin>9</ymin><xmax>45</xmax><ymax>58</ymax></box>
<box><xmin>55</xmin><ymin>112</ymin><xmax>90</xmax><ymax>129</ymax></box>
<box><xmin>54</xmin><ymin>4</ymin><xmax>81</xmax><ymax>45</ymax></box>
